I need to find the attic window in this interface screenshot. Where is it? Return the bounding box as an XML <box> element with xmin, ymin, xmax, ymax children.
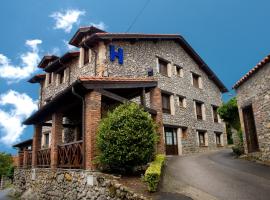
<box><xmin>59</xmin><ymin>70</ymin><xmax>65</xmax><ymax>84</ymax></box>
<box><xmin>48</xmin><ymin>73</ymin><xmax>52</xmax><ymax>84</ymax></box>
<box><xmin>84</xmin><ymin>48</ymin><xmax>89</xmax><ymax>64</ymax></box>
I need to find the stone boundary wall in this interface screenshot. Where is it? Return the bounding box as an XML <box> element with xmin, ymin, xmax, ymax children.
<box><xmin>14</xmin><ymin>168</ymin><xmax>149</xmax><ymax>200</ymax></box>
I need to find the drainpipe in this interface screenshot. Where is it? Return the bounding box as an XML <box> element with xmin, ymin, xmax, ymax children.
<box><xmin>71</xmin><ymin>86</ymin><xmax>85</xmax><ymax>169</ymax></box>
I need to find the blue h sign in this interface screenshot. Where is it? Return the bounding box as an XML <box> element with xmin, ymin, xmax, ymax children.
<box><xmin>109</xmin><ymin>45</ymin><xmax>123</xmax><ymax>65</ymax></box>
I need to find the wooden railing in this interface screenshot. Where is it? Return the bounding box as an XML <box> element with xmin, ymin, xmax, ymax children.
<box><xmin>58</xmin><ymin>140</ymin><xmax>83</xmax><ymax>169</ymax></box>
<box><xmin>18</xmin><ymin>152</ymin><xmax>24</xmax><ymax>167</ymax></box>
<box><xmin>37</xmin><ymin>148</ymin><xmax>51</xmax><ymax>168</ymax></box>
<box><xmin>25</xmin><ymin>150</ymin><xmax>32</xmax><ymax>167</ymax></box>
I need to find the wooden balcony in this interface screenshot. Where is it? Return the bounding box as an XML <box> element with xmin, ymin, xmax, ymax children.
<box><xmin>58</xmin><ymin>140</ymin><xmax>83</xmax><ymax>169</ymax></box>
<box><xmin>37</xmin><ymin>148</ymin><xmax>51</xmax><ymax>168</ymax></box>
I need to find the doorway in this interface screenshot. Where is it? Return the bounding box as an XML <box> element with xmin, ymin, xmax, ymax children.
<box><xmin>165</xmin><ymin>127</ymin><xmax>178</xmax><ymax>155</ymax></box>
<box><xmin>242</xmin><ymin>105</ymin><xmax>259</xmax><ymax>153</ymax></box>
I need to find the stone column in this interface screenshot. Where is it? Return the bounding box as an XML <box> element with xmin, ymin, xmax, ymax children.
<box><xmin>51</xmin><ymin>112</ymin><xmax>63</xmax><ymax>169</ymax></box>
<box><xmin>150</xmin><ymin>87</ymin><xmax>165</xmax><ymax>154</ymax></box>
<box><xmin>32</xmin><ymin>124</ymin><xmax>42</xmax><ymax>168</ymax></box>
<box><xmin>84</xmin><ymin>90</ymin><xmax>101</xmax><ymax>170</ymax></box>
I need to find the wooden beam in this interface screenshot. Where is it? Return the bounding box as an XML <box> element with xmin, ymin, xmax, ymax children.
<box><xmin>83</xmin><ymin>82</ymin><xmax>157</xmax><ymax>90</ymax></box>
<box><xmin>96</xmin><ymin>89</ymin><xmax>157</xmax><ymax>115</ymax></box>
<box><xmin>42</xmin><ymin>122</ymin><xmax>79</xmax><ymax>128</ymax></box>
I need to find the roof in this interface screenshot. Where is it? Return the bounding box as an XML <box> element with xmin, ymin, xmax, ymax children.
<box><xmin>78</xmin><ymin>31</ymin><xmax>228</xmax><ymax>93</ymax></box>
<box><xmin>233</xmin><ymin>54</ymin><xmax>270</xmax><ymax>89</ymax></box>
<box><xmin>13</xmin><ymin>139</ymin><xmax>33</xmax><ymax>148</ymax></box>
<box><xmin>38</xmin><ymin>55</ymin><xmax>59</xmax><ymax>68</ymax></box>
<box><xmin>69</xmin><ymin>26</ymin><xmax>106</xmax><ymax>47</ymax></box>
<box><xmin>44</xmin><ymin>51</ymin><xmax>79</xmax><ymax>73</ymax></box>
<box><xmin>28</xmin><ymin>74</ymin><xmax>46</xmax><ymax>83</ymax></box>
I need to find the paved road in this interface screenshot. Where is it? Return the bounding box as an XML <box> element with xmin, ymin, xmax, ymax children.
<box><xmin>0</xmin><ymin>188</ymin><xmax>12</xmax><ymax>200</ymax></box>
<box><xmin>160</xmin><ymin>149</ymin><xmax>270</xmax><ymax>200</ymax></box>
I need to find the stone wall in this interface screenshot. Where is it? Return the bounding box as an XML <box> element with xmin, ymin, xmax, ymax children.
<box><xmin>236</xmin><ymin>63</ymin><xmax>270</xmax><ymax>161</ymax></box>
<box><xmin>37</xmin><ymin>39</ymin><xmax>226</xmax><ymax>155</ymax></box>
<box><xmin>14</xmin><ymin>168</ymin><xmax>148</xmax><ymax>200</ymax></box>
<box><xmin>105</xmin><ymin>40</ymin><xmax>226</xmax><ymax>154</ymax></box>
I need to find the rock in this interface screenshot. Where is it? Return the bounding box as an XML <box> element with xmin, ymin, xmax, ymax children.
<box><xmin>21</xmin><ymin>188</ymin><xmax>38</xmax><ymax>200</ymax></box>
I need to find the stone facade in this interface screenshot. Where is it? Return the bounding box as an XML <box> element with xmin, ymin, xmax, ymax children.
<box><xmin>14</xmin><ymin>168</ymin><xmax>148</xmax><ymax>200</ymax></box>
<box><xmin>235</xmin><ymin>62</ymin><xmax>270</xmax><ymax>162</ymax></box>
<box><xmin>37</xmin><ymin>38</ymin><xmax>226</xmax><ymax>156</ymax></box>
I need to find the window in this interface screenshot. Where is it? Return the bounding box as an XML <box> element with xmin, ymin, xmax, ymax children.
<box><xmin>181</xmin><ymin>127</ymin><xmax>188</xmax><ymax>139</ymax></box>
<box><xmin>48</xmin><ymin>73</ymin><xmax>52</xmax><ymax>84</ymax></box>
<box><xmin>159</xmin><ymin>59</ymin><xmax>168</xmax><ymax>76</ymax></box>
<box><xmin>84</xmin><ymin>48</ymin><xmax>89</xmax><ymax>64</ymax></box>
<box><xmin>59</xmin><ymin>70</ymin><xmax>65</xmax><ymax>84</ymax></box>
<box><xmin>176</xmin><ymin>66</ymin><xmax>183</xmax><ymax>77</ymax></box>
<box><xmin>192</xmin><ymin>73</ymin><xmax>200</xmax><ymax>88</ymax></box>
<box><xmin>212</xmin><ymin>106</ymin><xmax>219</xmax><ymax>123</ymax></box>
<box><xmin>215</xmin><ymin>132</ymin><xmax>222</xmax><ymax>146</ymax></box>
<box><xmin>44</xmin><ymin>133</ymin><xmax>50</xmax><ymax>148</ymax></box>
<box><xmin>198</xmin><ymin>131</ymin><xmax>206</xmax><ymax>146</ymax></box>
<box><xmin>162</xmin><ymin>93</ymin><xmax>171</xmax><ymax>113</ymax></box>
<box><xmin>195</xmin><ymin>101</ymin><xmax>203</xmax><ymax>120</ymax></box>
<box><xmin>178</xmin><ymin>96</ymin><xmax>186</xmax><ymax>108</ymax></box>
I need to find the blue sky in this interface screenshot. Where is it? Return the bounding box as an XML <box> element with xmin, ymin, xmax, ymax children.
<box><xmin>1</xmin><ymin>0</ymin><xmax>270</xmax><ymax>154</ymax></box>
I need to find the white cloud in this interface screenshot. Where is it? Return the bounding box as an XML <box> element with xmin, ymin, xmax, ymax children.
<box><xmin>0</xmin><ymin>90</ymin><xmax>37</xmax><ymax>145</ymax></box>
<box><xmin>0</xmin><ymin>39</ymin><xmax>42</xmax><ymax>83</ymax></box>
<box><xmin>91</xmin><ymin>22</ymin><xmax>106</xmax><ymax>30</ymax></box>
<box><xmin>49</xmin><ymin>47</ymin><xmax>61</xmax><ymax>56</ymax></box>
<box><xmin>50</xmin><ymin>9</ymin><xmax>85</xmax><ymax>33</ymax></box>
<box><xmin>63</xmin><ymin>40</ymin><xmax>77</xmax><ymax>51</ymax></box>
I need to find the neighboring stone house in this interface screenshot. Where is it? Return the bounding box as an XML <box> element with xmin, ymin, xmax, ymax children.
<box><xmin>233</xmin><ymin>55</ymin><xmax>270</xmax><ymax>162</ymax></box>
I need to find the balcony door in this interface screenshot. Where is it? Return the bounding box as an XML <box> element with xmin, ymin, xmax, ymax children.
<box><xmin>165</xmin><ymin>127</ymin><xmax>178</xmax><ymax>155</ymax></box>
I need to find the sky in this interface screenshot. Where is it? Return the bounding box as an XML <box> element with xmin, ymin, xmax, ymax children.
<box><xmin>1</xmin><ymin>0</ymin><xmax>270</xmax><ymax>154</ymax></box>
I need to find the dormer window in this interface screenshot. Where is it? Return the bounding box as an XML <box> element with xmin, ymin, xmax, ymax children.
<box><xmin>47</xmin><ymin>73</ymin><xmax>52</xmax><ymax>85</ymax></box>
<box><xmin>84</xmin><ymin>48</ymin><xmax>89</xmax><ymax>64</ymax></box>
<box><xmin>59</xmin><ymin>70</ymin><xmax>65</xmax><ymax>84</ymax></box>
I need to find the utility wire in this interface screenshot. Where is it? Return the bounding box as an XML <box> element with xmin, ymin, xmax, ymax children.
<box><xmin>125</xmin><ymin>0</ymin><xmax>151</xmax><ymax>33</ymax></box>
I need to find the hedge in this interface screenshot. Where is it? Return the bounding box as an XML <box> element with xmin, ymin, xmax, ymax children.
<box><xmin>144</xmin><ymin>154</ymin><xmax>165</xmax><ymax>192</ymax></box>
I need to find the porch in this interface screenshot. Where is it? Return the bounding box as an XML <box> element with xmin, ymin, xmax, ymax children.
<box><xmin>20</xmin><ymin>77</ymin><xmax>165</xmax><ymax>170</ymax></box>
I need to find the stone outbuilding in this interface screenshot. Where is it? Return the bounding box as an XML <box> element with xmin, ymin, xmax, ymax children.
<box><xmin>233</xmin><ymin>55</ymin><xmax>270</xmax><ymax>162</ymax></box>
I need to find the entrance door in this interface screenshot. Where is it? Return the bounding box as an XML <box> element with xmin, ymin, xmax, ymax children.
<box><xmin>242</xmin><ymin>105</ymin><xmax>259</xmax><ymax>153</ymax></box>
<box><xmin>165</xmin><ymin>128</ymin><xmax>178</xmax><ymax>155</ymax></box>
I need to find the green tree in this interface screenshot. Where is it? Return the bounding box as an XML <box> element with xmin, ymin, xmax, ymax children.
<box><xmin>0</xmin><ymin>152</ymin><xmax>13</xmax><ymax>179</ymax></box>
<box><xmin>218</xmin><ymin>97</ymin><xmax>244</xmax><ymax>155</ymax></box>
<box><xmin>217</xmin><ymin>97</ymin><xmax>240</xmax><ymax>130</ymax></box>
<box><xmin>97</xmin><ymin>103</ymin><xmax>158</xmax><ymax>173</ymax></box>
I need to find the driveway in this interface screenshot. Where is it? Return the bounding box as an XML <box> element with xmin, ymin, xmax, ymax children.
<box><xmin>160</xmin><ymin>149</ymin><xmax>270</xmax><ymax>200</ymax></box>
<box><xmin>0</xmin><ymin>188</ymin><xmax>12</xmax><ymax>200</ymax></box>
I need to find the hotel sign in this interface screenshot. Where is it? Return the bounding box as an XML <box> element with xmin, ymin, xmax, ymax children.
<box><xmin>109</xmin><ymin>45</ymin><xmax>123</xmax><ymax>65</ymax></box>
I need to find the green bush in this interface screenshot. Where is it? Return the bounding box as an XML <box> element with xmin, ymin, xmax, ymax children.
<box><xmin>96</xmin><ymin>103</ymin><xmax>158</xmax><ymax>173</ymax></box>
<box><xmin>144</xmin><ymin>154</ymin><xmax>165</xmax><ymax>192</ymax></box>
<box><xmin>232</xmin><ymin>130</ymin><xmax>244</xmax><ymax>156</ymax></box>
